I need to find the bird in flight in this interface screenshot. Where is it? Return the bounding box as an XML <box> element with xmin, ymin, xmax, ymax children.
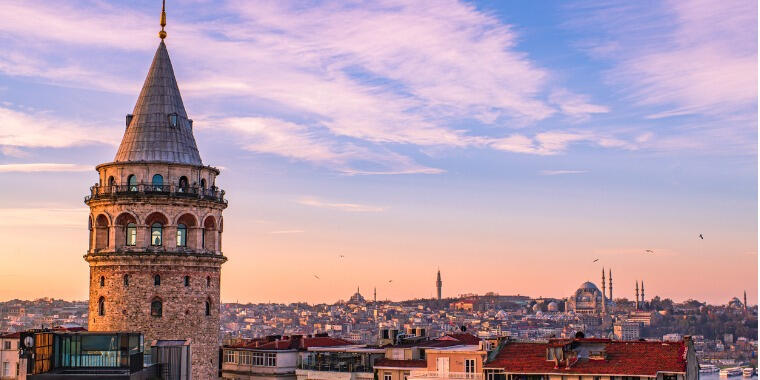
<box><xmin>645</xmin><ymin>249</ymin><xmax>654</xmax><ymax>254</ymax></box>
<box><xmin>388</xmin><ymin>280</ymin><xmax>393</xmax><ymax>283</ymax></box>
<box><xmin>339</xmin><ymin>254</ymin><xmax>345</xmax><ymax>258</ymax></box>
<box><xmin>698</xmin><ymin>234</ymin><xmax>704</xmax><ymax>240</ymax></box>
<box><xmin>313</xmin><ymin>274</ymin><xmax>320</xmax><ymax>280</ymax></box>
<box><xmin>593</xmin><ymin>259</ymin><xmax>599</xmax><ymax>263</ymax></box>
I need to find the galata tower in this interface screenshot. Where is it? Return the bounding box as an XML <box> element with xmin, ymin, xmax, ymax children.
<box><xmin>84</xmin><ymin>3</ymin><xmax>227</xmax><ymax>378</ymax></box>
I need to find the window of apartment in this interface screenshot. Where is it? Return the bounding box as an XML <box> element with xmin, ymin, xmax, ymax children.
<box><xmin>240</xmin><ymin>352</ymin><xmax>252</xmax><ymax>365</ymax></box>
<box><xmin>384</xmin><ymin>373</ymin><xmax>392</xmax><ymax>380</ymax></box>
<box><xmin>253</xmin><ymin>353</ymin><xmax>264</xmax><ymax>366</ymax></box>
<box><xmin>2</xmin><ymin>361</ymin><xmax>9</xmax><ymax>377</ymax></box>
<box><xmin>265</xmin><ymin>353</ymin><xmax>276</xmax><ymax>367</ymax></box>
<box><xmin>225</xmin><ymin>350</ymin><xmax>237</xmax><ymax>364</ymax></box>
<box><xmin>3</xmin><ymin>341</ymin><xmax>10</xmax><ymax>350</ymax></box>
<box><xmin>465</xmin><ymin>359</ymin><xmax>476</xmax><ymax>374</ymax></box>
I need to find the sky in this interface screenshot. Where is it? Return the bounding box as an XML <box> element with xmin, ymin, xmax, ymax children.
<box><xmin>0</xmin><ymin>0</ymin><xmax>756</xmax><ymax>305</ymax></box>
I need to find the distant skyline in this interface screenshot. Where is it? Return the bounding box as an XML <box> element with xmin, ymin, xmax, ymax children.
<box><xmin>0</xmin><ymin>0</ymin><xmax>756</xmax><ymax>305</ymax></box>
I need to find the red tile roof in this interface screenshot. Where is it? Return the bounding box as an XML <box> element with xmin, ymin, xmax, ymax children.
<box><xmin>0</xmin><ymin>332</ymin><xmax>21</xmax><ymax>339</ymax></box>
<box><xmin>443</xmin><ymin>333</ymin><xmax>481</xmax><ymax>345</ymax></box>
<box><xmin>374</xmin><ymin>359</ymin><xmax>427</xmax><ymax>369</ymax></box>
<box><xmin>485</xmin><ymin>340</ymin><xmax>687</xmax><ymax>376</ymax></box>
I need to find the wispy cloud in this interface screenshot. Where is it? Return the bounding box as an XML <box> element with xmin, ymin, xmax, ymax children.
<box><xmin>539</xmin><ymin>170</ymin><xmax>588</xmax><ymax>176</ymax></box>
<box><xmin>0</xmin><ymin>208</ymin><xmax>88</xmax><ymax>227</ymax></box>
<box><xmin>0</xmin><ymin>163</ymin><xmax>93</xmax><ymax>173</ymax></box>
<box><xmin>565</xmin><ymin>0</ymin><xmax>757</xmax><ymax>154</ymax></box>
<box><xmin>0</xmin><ymin>0</ymin><xmax>633</xmax><ymax>172</ymax></box>
<box><xmin>267</xmin><ymin>230</ymin><xmax>305</xmax><ymax>235</ymax></box>
<box><xmin>296</xmin><ymin>197</ymin><xmax>385</xmax><ymax>213</ymax></box>
<box><xmin>0</xmin><ymin>105</ymin><xmax>119</xmax><ymax>149</ymax></box>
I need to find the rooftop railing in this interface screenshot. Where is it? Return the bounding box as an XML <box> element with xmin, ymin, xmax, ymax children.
<box><xmin>410</xmin><ymin>372</ymin><xmax>483</xmax><ymax>380</ymax></box>
<box><xmin>85</xmin><ymin>184</ymin><xmax>226</xmax><ymax>204</ymax></box>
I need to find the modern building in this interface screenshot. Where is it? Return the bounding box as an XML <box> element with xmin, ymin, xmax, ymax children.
<box><xmin>18</xmin><ymin>329</ymin><xmax>159</xmax><ymax>379</ymax></box>
<box><xmin>83</xmin><ymin>3</ymin><xmax>227</xmax><ymax>378</ymax></box>
<box><xmin>222</xmin><ymin>335</ymin><xmax>354</xmax><ymax>380</ymax></box>
<box><xmin>483</xmin><ymin>337</ymin><xmax>699</xmax><ymax>380</ymax></box>
<box><xmin>296</xmin><ymin>344</ymin><xmax>385</xmax><ymax>380</ymax></box>
<box><xmin>0</xmin><ymin>332</ymin><xmax>20</xmax><ymax>380</ymax></box>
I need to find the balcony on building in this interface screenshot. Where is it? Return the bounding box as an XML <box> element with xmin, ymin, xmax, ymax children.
<box><xmin>85</xmin><ymin>182</ymin><xmax>227</xmax><ymax>205</ymax></box>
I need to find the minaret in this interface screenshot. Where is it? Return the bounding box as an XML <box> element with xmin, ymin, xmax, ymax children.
<box><xmin>436</xmin><ymin>269</ymin><xmax>442</xmax><ymax>300</ymax></box>
<box><xmin>601</xmin><ymin>268</ymin><xmax>607</xmax><ymax>314</ymax></box>
<box><xmin>374</xmin><ymin>287</ymin><xmax>377</xmax><ymax>303</ymax></box>
<box><xmin>608</xmin><ymin>269</ymin><xmax>613</xmax><ymax>301</ymax></box>
<box><xmin>744</xmin><ymin>290</ymin><xmax>748</xmax><ymax>312</ymax></box>
<box><xmin>635</xmin><ymin>281</ymin><xmax>640</xmax><ymax>310</ymax></box>
<box><xmin>641</xmin><ymin>280</ymin><xmax>645</xmax><ymax>307</ymax></box>
<box><xmin>85</xmin><ymin>3</ymin><xmax>227</xmax><ymax>378</ymax></box>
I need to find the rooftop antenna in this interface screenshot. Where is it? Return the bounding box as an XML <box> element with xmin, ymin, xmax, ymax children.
<box><xmin>159</xmin><ymin>0</ymin><xmax>167</xmax><ymax>40</ymax></box>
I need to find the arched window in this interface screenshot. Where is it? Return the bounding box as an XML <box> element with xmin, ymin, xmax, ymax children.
<box><xmin>184</xmin><ymin>276</ymin><xmax>190</xmax><ymax>287</ymax></box>
<box><xmin>98</xmin><ymin>297</ymin><xmax>105</xmax><ymax>316</ymax></box>
<box><xmin>178</xmin><ymin>176</ymin><xmax>189</xmax><ymax>192</ymax></box>
<box><xmin>124</xmin><ymin>274</ymin><xmax>130</xmax><ymax>287</ymax></box>
<box><xmin>151</xmin><ymin>298</ymin><xmax>162</xmax><ymax>317</ymax></box>
<box><xmin>200</xmin><ymin>179</ymin><xmax>207</xmax><ymax>189</ymax></box>
<box><xmin>127</xmin><ymin>175</ymin><xmax>137</xmax><ymax>192</ymax></box>
<box><xmin>151</xmin><ymin>223</ymin><xmax>163</xmax><ymax>246</ymax></box>
<box><xmin>126</xmin><ymin>223</ymin><xmax>137</xmax><ymax>246</ymax></box>
<box><xmin>206</xmin><ymin>276</ymin><xmax>211</xmax><ymax>287</ymax></box>
<box><xmin>205</xmin><ymin>300</ymin><xmax>211</xmax><ymax>316</ymax></box>
<box><xmin>154</xmin><ymin>274</ymin><xmax>161</xmax><ymax>286</ymax></box>
<box><xmin>108</xmin><ymin>176</ymin><xmax>116</xmax><ymax>187</ymax></box>
<box><xmin>99</xmin><ymin>276</ymin><xmax>105</xmax><ymax>287</ymax></box>
<box><xmin>152</xmin><ymin>174</ymin><xmax>163</xmax><ymax>191</ymax></box>
<box><xmin>176</xmin><ymin>224</ymin><xmax>187</xmax><ymax>247</ymax></box>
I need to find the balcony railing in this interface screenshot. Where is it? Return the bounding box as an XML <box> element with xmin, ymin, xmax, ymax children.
<box><xmin>410</xmin><ymin>372</ymin><xmax>483</xmax><ymax>380</ymax></box>
<box><xmin>85</xmin><ymin>184</ymin><xmax>227</xmax><ymax>204</ymax></box>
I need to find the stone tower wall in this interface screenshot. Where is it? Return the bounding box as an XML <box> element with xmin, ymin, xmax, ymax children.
<box><xmin>86</xmin><ymin>163</ymin><xmax>227</xmax><ymax>379</ymax></box>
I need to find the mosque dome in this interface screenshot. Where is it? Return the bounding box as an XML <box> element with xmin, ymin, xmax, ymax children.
<box><xmin>547</xmin><ymin>301</ymin><xmax>559</xmax><ymax>312</ymax></box>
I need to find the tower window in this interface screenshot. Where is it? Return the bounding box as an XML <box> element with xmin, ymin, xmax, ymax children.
<box><xmin>177</xmin><ymin>224</ymin><xmax>187</xmax><ymax>247</ymax></box>
<box><xmin>124</xmin><ymin>274</ymin><xmax>130</xmax><ymax>287</ymax></box>
<box><xmin>99</xmin><ymin>276</ymin><xmax>105</xmax><ymax>287</ymax></box>
<box><xmin>178</xmin><ymin>176</ymin><xmax>189</xmax><ymax>192</ymax></box>
<box><xmin>168</xmin><ymin>113</ymin><xmax>178</xmax><ymax>127</ymax></box>
<box><xmin>98</xmin><ymin>297</ymin><xmax>105</xmax><ymax>316</ymax></box>
<box><xmin>126</xmin><ymin>223</ymin><xmax>137</xmax><ymax>246</ymax></box>
<box><xmin>151</xmin><ymin>174</ymin><xmax>164</xmax><ymax>191</ymax></box>
<box><xmin>206</xmin><ymin>276</ymin><xmax>211</xmax><ymax>287</ymax></box>
<box><xmin>127</xmin><ymin>175</ymin><xmax>137</xmax><ymax>192</ymax></box>
<box><xmin>151</xmin><ymin>223</ymin><xmax>163</xmax><ymax>246</ymax></box>
<box><xmin>205</xmin><ymin>300</ymin><xmax>211</xmax><ymax>316</ymax></box>
<box><xmin>151</xmin><ymin>298</ymin><xmax>162</xmax><ymax>317</ymax></box>
<box><xmin>154</xmin><ymin>274</ymin><xmax>161</xmax><ymax>286</ymax></box>
<box><xmin>200</xmin><ymin>178</ymin><xmax>207</xmax><ymax>189</ymax></box>
<box><xmin>184</xmin><ymin>276</ymin><xmax>190</xmax><ymax>287</ymax></box>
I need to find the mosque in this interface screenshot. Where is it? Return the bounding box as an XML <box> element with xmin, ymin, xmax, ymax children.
<box><xmin>564</xmin><ymin>268</ymin><xmax>614</xmax><ymax>314</ymax></box>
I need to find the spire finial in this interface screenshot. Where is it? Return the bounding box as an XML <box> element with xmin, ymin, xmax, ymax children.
<box><xmin>159</xmin><ymin>0</ymin><xmax>167</xmax><ymax>40</ymax></box>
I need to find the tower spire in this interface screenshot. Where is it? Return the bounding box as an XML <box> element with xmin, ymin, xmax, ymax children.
<box><xmin>159</xmin><ymin>0</ymin><xmax>167</xmax><ymax>40</ymax></box>
<box><xmin>436</xmin><ymin>269</ymin><xmax>442</xmax><ymax>300</ymax></box>
<box><xmin>608</xmin><ymin>269</ymin><xmax>613</xmax><ymax>301</ymax></box>
<box><xmin>641</xmin><ymin>280</ymin><xmax>645</xmax><ymax>306</ymax></box>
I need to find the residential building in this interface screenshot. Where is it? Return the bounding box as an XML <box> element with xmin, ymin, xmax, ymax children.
<box><xmin>613</xmin><ymin>321</ymin><xmax>641</xmax><ymax>341</ymax></box>
<box><xmin>296</xmin><ymin>343</ymin><xmax>385</xmax><ymax>380</ymax></box>
<box><xmin>0</xmin><ymin>332</ymin><xmax>20</xmax><ymax>380</ymax></box>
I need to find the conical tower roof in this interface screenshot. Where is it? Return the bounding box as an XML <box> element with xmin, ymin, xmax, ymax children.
<box><xmin>114</xmin><ymin>41</ymin><xmax>202</xmax><ymax>165</ymax></box>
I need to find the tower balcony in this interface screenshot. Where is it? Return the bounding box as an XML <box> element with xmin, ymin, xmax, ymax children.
<box><xmin>85</xmin><ymin>183</ymin><xmax>227</xmax><ymax>205</ymax></box>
